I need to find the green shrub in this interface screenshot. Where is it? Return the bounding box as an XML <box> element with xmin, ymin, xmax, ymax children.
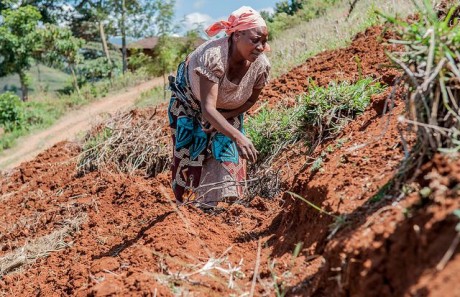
<box><xmin>247</xmin><ymin>104</ymin><xmax>303</xmax><ymax>163</ymax></box>
<box><xmin>379</xmin><ymin>1</ymin><xmax>460</xmax><ymax>154</ymax></box>
<box><xmin>267</xmin><ymin>0</ymin><xmax>341</xmax><ymax>40</ymax></box>
<box><xmin>246</xmin><ymin>78</ymin><xmax>385</xmax><ymax>165</ymax></box>
<box><xmin>0</xmin><ymin>92</ymin><xmax>24</xmax><ymax>132</ymax></box>
<box><xmin>298</xmin><ymin>78</ymin><xmax>384</xmax><ymax>140</ymax></box>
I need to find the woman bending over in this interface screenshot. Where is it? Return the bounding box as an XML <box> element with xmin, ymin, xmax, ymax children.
<box><xmin>168</xmin><ymin>6</ymin><xmax>270</xmax><ymax>208</ymax></box>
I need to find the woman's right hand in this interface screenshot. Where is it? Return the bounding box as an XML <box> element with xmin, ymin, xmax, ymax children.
<box><xmin>235</xmin><ymin>134</ymin><xmax>258</xmax><ymax>163</ymax></box>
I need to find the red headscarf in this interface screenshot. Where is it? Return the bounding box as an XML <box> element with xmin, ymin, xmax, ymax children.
<box><xmin>205</xmin><ymin>6</ymin><xmax>269</xmax><ymax>44</ymax></box>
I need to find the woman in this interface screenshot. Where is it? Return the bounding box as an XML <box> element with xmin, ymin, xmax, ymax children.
<box><xmin>168</xmin><ymin>6</ymin><xmax>270</xmax><ymax>208</ymax></box>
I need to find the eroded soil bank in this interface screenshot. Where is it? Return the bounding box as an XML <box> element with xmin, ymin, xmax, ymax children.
<box><xmin>0</xmin><ymin>25</ymin><xmax>458</xmax><ymax>296</ymax></box>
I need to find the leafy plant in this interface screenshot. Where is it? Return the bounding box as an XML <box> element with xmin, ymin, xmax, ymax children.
<box><xmin>298</xmin><ymin>78</ymin><xmax>384</xmax><ymax>142</ymax></box>
<box><xmin>246</xmin><ymin>104</ymin><xmax>303</xmax><ymax>164</ymax></box>
<box><xmin>378</xmin><ymin>1</ymin><xmax>460</xmax><ymax>157</ymax></box>
<box><xmin>0</xmin><ymin>92</ymin><xmax>24</xmax><ymax>132</ymax></box>
<box><xmin>246</xmin><ymin>78</ymin><xmax>384</xmax><ymax>168</ymax></box>
<box><xmin>0</xmin><ymin>5</ymin><xmax>42</xmax><ymax>101</ymax></box>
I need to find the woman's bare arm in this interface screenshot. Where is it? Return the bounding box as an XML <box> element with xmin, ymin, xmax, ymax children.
<box><xmin>200</xmin><ymin>76</ymin><xmax>258</xmax><ymax>162</ymax></box>
<box><xmin>220</xmin><ymin>88</ymin><xmax>262</xmax><ymax>119</ymax></box>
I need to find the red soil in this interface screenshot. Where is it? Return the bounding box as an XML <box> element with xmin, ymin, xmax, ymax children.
<box><xmin>0</xmin><ymin>25</ymin><xmax>458</xmax><ymax>296</ymax></box>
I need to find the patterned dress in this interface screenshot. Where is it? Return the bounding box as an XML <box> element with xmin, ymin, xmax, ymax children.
<box><xmin>168</xmin><ymin>37</ymin><xmax>270</xmax><ymax>205</ymax></box>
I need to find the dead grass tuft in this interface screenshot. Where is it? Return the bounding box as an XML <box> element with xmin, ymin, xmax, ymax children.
<box><xmin>0</xmin><ymin>214</ymin><xmax>86</xmax><ymax>277</ymax></box>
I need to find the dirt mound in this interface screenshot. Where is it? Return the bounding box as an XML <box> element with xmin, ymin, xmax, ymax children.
<box><xmin>302</xmin><ymin>154</ymin><xmax>460</xmax><ymax>297</ymax></box>
<box><xmin>1</xmin><ymin>25</ymin><xmax>458</xmax><ymax>296</ymax></box>
<box><xmin>261</xmin><ymin>26</ymin><xmax>401</xmax><ymax>107</ymax></box>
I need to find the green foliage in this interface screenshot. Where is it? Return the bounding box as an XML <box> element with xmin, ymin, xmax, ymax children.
<box><xmin>78</xmin><ymin>57</ymin><xmax>115</xmax><ymax>83</ymax></box>
<box><xmin>135</xmin><ymin>85</ymin><xmax>170</xmax><ymax>108</ymax></box>
<box><xmin>0</xmin><ymin>0</ymin><xmax>62</xmax><ymax>24</ymax></box>
<box><xmin>246</xmin><ymin>105</ymin><xmax>302</xmax><ymax>163</ymax></box>
<box><xmin>275</xmin><ymin>0</ymin><xmax>304</xmax><ymax>16</ymax></box>
<box><xmin>266</xmin><ymin>0</ymin><xmax>340</xmax><ymax>40</ymax></box>
<box><xmin>149</xmin><ymin>36</ymin><xmax>180</xmax><ymax>77</ymax></box>
<box><xmin>298</xmin><ymin>78</ymin><xmax>384</xmax><ymax>139</ymax></box>
<box><xmin>0</xmin><ymin>5</ymin><xmax>42</xmax><ymax>100</ymax></box>
<box><xmin>39</xmin><ymin>24</ymin><xmax>85</xmax><ymax>68</ymax></box>
<box><xmin>0</xmin><ymin>92</ymin><xmax>24</xmax><ymax>132</ymax></box>
<box><xmin>38</xmin><ymin>24</ymin><xmax>85</xmax><ymax>93</ymax></box>
<box><xmin>378</xmin><ymin>1</ymin><xmax>460</xmax><ymax>153</ymax></box>
<box><xmin>247</xmin><ymin>78</ymin><xmax>385</xmax><ymax>165</ymax></box>
<box><xmin>127</xmin><ymin>50</ymin><xmax>153</xmax><ymax>72</ymax></box>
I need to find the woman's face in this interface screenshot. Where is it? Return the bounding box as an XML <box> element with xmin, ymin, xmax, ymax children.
<box><xmin>234</xmin><ymin>26</ymin><xmax>269</xmax><ymax>62</ymax></box>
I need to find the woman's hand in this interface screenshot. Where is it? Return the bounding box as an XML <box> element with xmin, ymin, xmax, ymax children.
<box><xmin>235</xmin><ymin>133</ymin><xmax>258</xmax><ymax>163</ymax></box>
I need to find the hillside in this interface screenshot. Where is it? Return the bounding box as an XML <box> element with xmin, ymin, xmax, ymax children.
<box><xmin>1</xmin><ymin>22</ymin><xmax>458</xmax><ymax>296</ymax></box>
<box><xmin>0</xmin><ymin>64</ymin><xmax>71</xmax><ymax>97</ymax></box>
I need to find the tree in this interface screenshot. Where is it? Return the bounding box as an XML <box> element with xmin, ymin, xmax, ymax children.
<box><xmin>275</xmin><ymin>0</ymin><xmax>303</xmax><ymax>16</ymax></box>
<box><xmin>39</xmin><ymin>24</ymin><xmax>85</xmax><ymax>96</ymax></box>
<box><xmin>0</xmin><ymin>6</ymin><xmax>42</xmax><ymax>101</ymax></box>
<box><xmin>150</xmin><ymin>0</ymin><xmax>177</xmax><ymax>98</ymax></box>
<box><xmin>66</xmin><ymin>0</ymin><xmax>117</xmax><ymax>77</ymax></box>
<box><xmin>0</xmin><ymin>0</ymin><xmax>65</xmax><ymax>24</ymax></box>
<box><xmin>113</xmin><ymin>0</ymin><xmax>158</xmax><ymax>74</ymax></box>
<box><xmin>67</xmin><ymin>0</ymin><xmax>158</xmax><ymax>75</ymax></box>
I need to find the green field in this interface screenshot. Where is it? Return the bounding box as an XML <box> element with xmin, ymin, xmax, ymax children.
<box><xmin>0</xmin><ymin>64</ymin><xmax>71</xmax><ymax>98</ymax></box>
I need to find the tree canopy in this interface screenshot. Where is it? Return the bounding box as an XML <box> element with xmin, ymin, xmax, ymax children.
<box><xmin>0</xmin><ymin>5</ymin><xmax>42</xmax><ymax>101</ymax></box>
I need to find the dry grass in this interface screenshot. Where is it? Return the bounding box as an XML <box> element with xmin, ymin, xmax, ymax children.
<box><xmin>77</xmin><ymin>107</ymin><xmax>170</xmax><ymax>177</ymax></box>
<box><xmin>267</xmin><ymin>0</ymin><xmax>416</xmax><ymax>78</ymax></box>
<box><xmin>0</xmin><ymin>214</ymin><xmax>86</xmax><ymax>277</ymax></box>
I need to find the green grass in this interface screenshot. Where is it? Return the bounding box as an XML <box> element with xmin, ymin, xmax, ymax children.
<box><xmin>246</xmin><ymin>103</ymin><xmax>302</xmax><ymax>163</ymax></box>
<box><xmin>0</xmin><ymin>64</ymin><xmax>71</xmax><ymax>98</ymax></box>
<box><xmin>246</xmin><ymin>78</ymin><xmax>385</xmax><ymax>165</ymax></box>
<box><xmin>266</xmin><ymin>0</ymin><xmax>415</xmax><ymax>77</ymax></box>
<box><xmin>134</xmin><ymin>84</ymin><xmax>170</xmax><ymax>108</ymax></box>
<box><xmin>298</xmin><ymin>78</ymin><xmax>385</xmax><ymax>139</ymax></box>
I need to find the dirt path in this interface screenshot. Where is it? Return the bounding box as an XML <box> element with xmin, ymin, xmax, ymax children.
<box><xmin>0</xmin><ymin>78</ymin><xmax>165</xmax><ymax>171</ymax></box>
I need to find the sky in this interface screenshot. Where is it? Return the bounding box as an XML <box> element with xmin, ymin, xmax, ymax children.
<box><xmin>175</xmin><ymin>0</ymin><xmax>279</xmax><ymax>34</ymax></box>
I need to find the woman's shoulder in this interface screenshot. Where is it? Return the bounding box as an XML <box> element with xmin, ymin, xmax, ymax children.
<box><xmin>257</xmin><ymin>54</ymin><xmax>270</xmax><ymax>67</ymax></box>
<box><xmin>254</xmin><ymin>53</ymin><xmax>270</xmax><ymax>73</ymax></box>
<box><xmin>189</xmin><ymin>37</ymin><xmax>228</xmax><ymax>61</ymax></box>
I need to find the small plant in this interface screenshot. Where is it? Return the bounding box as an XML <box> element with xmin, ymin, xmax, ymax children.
<box><xmin>0</xmin><ymin>92</ymin><xmax>24</xmax><ymax>132</ymax></box>
<box><xmin>268</xmin><ymin>259</ymin><xmax>288</xmax><ymax>297</ymax></box>
<box><xmin>298</xmin><ymin>78</ymin><xmax>385</xmax><ymax>150</ymax></box>
<box><xmin>379</xmin><ymin>1</ymin><xmax>460</xmax><ymax>158</ymax></box>
<box><xmin>310</xmin><ymin>155</ymin><xmax>324</xmax><ymax>173</ymax></box>
<box><xmin>246</xmin><ymin>104</ymin><xmax>303</xmax><ymax>164</ymax></box>
<box><xmin>287</xmin><ymin>191</ymin><xmax>347</xmax><ymax>238</ymax></box>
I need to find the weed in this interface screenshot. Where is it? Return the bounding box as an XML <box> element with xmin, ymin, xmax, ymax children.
<box><xmin>268</xmin><ymin>259</ymin><xmax>288</xmax><ymax>297</ymax></box>
<box><xmin>287</xmin><ymin>191</ymin><xmax>347</xmax><ymax>238</ymax></box>
<box><xmin>369</xmin><ymin>180</ymin><xmax>393</xmax><ymax>203</ymax></box>
<box><xmin>298</xmin><ymin>78</ymin><xmax>385</xmax><ymax>143</ymax></box>
<box><xmin>246</xmin><ymin>103</ymin><xmax>303</xmax><ymax>165</ymax></box>
<box><xmin>310</xmin><ymin>156</ymin><xmax>324</xmax><ymax>173</ymax></box>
